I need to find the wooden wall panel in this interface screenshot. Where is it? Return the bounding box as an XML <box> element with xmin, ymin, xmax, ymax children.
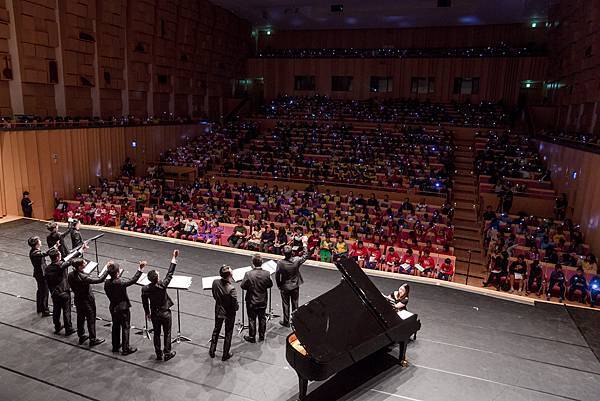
<box><xmin>539</xmin><ymin>141</ymin><xmax>600</xmax><ymax>254</ymax></box>
<box><xmin>258</xmin><ymin>24</ymin><xmax>546</xmax><ymax>51</ymax></box>
<box><xmin>0</xmin><ymin>0</ymin><xmax>11</xmax><ymax>116</ymax></box>
<box><xmin>248</xmin><ymin>57</ymin><xmax>548</xmax><ymax>105</ymax></box>
<box><xmin>12</xmin><ymin>0</ymin><xmax>59</xmax><ymax>116</ymax></box>
<box><xmin>0</xmin><ymin>124</ymin><xmax>203</xmax><ymax>219</ymax></box>
<box><xmin>545</xmin><ymin>0</ymin><xmax>600</xmax><ymax>135</ymax></box>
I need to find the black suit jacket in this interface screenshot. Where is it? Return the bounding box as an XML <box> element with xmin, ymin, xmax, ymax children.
<box><xmin>275</xmin><ymin>251</ymin><xmax>309</xmax><ymax>292</ymax></box>
<box><xmin>47</xmin><ymin>228</ymin><xmax>71</xmax><ymax>257</ymax></box>
<box><xmin>29</xmin><ymin>248</ymin><xmax>49</xmax><ymax>279</ymax></box>
<box><xmin>70</xmin><ymin>230</ymin><xmax>84</xmax><ymax>249</ymax></box>
<box><xmin>212</xmin><ymin>278</ymin><xmax>239</xmax><ymax>319</ymax></box>
<box><xmin>240</xmin><ymin>268</ymin><xmax>273</xmax><ymax>308</ymax></box>
<box><xmin>45</xmin><ymin>258</ymin><xmax>77</xmax><ymax>298</ymax></box>
<box><xmin>141</xmin><ymin>262</ymin><xmax>176</xmax><ymax>316</ymax></box>
<box><xmin>68</xmin><ymin>268</ymin><xmax>108</xmax><ymax>302</ymax></box>
<box><xmin>104</xmin><ymin>270</ymin><xmax>142</xmax><ymax>313</ymax></box>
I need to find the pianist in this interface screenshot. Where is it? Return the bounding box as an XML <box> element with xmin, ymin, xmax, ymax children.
<box><xmin>385</xmin><ymin>284</ymin><xmax>410</xmax><ymax>310</ymax></box>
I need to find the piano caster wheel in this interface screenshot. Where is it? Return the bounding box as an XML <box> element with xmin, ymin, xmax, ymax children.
<box><xmin>401</xmin><ymin>359</ymin><xmax>409</xmax><ymax>367</ymax></box>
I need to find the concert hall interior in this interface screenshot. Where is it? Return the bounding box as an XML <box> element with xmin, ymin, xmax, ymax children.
<box><xmin>1</xmin><ymin>0</ymin><xmax>600</xmax><ymax>400</ymax></box>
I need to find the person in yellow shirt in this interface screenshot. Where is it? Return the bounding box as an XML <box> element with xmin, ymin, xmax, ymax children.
<box><xmin>333</xmin><ymin>234</ymin><xmax>349</xmax><ymax>262</ymax></box>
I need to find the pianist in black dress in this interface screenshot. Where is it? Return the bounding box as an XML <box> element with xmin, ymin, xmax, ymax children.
<box><xmin>385</xmin><ymin>284</ymin><xmax>410</xmax><ymax>310</ymax></box>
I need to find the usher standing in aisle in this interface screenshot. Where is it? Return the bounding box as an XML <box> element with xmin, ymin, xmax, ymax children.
<box><xmin>142</xmin><ymin>249</ymin><xmax>179</xmax><ymax>362</ymax></box>
<box><xmin>241</xmin><ymin>254</ymin><xmax>272</xmax><ymax>343</ymax></box>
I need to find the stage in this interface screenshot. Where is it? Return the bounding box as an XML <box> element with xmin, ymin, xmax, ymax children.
<box><xmin>0</xmin><ymin>219</ymin><xmax>599</xmax><ymax>401</ymax></box>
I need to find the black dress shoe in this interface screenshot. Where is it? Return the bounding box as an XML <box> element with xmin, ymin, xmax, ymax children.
<box><xmin>222</xmin><ymin>352</ymin><xmax>233</xmax><ymax>361</ymax></box>
<box><xmin>279</xmin><ymin>320</ymin><xmax>290</xmax><ymax>327</ymax></box>
<box><xmin>209</xmin><ymin>350</ymin><xmax>215</xmax><ymax>358</ymax></box>
<box><xmin>78</xmin><ymin>335</ymin><xmax>89</xmax><ymax>345</ymax></box>
<box><xmin>89</xmin><ymin>338</ymin><xmax>105</xmax><ymax>347</ymax></box>
<box><xmin>243</xmin><ymin>335</ymin><xmax>256</xmax><ymax>343</ymax></box>
<box><xmin>64</xmin><ymin>328</ymin><xmax>76</xmax><ymax>336</ymax></box>
<box><xmin>258</xmin><ymin>336</ymin><xmax>265</xmax><ymax>342</ymax></box>
<box><xmin>54</xmin><ymin>325</ymin><xmax>63</xmax><ymax>334</ymax></box>
<box><xmin>112</xmin><ymin>348</ymin><xmax>120</xmax><ymax>353</ymax></box>
<box><xmin>156</xmin><ymin>353</ymin><xmax>163</xmax><ymax>361</ymax></box>
<box><xmin>164</xmin><ymin>351</ymin><xmax>176</xmax><ymax>362</ymax></box>
<box><xmin>121</xmin><ymin>348</ymin><xmax>137</xmax><ymax>356</ymax></box>
<box><xmin>41</xmin><ymin>312</ymin><xmax>52</xmax><ymax>317</ymax></box>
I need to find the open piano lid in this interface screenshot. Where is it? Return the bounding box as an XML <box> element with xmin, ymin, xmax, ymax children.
<box><xmin>291</xmin><ymin>258</ymin><xmax>401</xmax><ymax>362</ymax></box>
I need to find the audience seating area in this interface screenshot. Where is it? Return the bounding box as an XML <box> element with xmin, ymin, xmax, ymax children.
<box><xmin>475</xmin><ymin>130</ymin><xmax>554</xmax><ymax>200</ymax></box>
<box><xmin>54</xmin><ymin>174</ymin><xmax>457</xmax><ymax>279</ymax></box>
<box><xmin>157</xmin><ymin>122</ymin><xmax>259</xmax><ymax>175</ymax></box>
<box><xmin>217</xmin><ymin>121</ymin><xmax>455</xmax><ymax>194</ymax></box>
<box><xmin>256</xmin><ymin>44</ymin><xmax>545</xmax><ymax>59</ymax></box>
<box><xmin>259</xmin><ymin>96</ymin><xmax>508</xmax><ymax>127</ymax></box>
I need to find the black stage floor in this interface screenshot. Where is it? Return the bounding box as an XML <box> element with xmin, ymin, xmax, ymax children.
<box><xmin>0</xmin><ymin>219</ymin><xmax>599</xmax><ymax>401</ymax></box>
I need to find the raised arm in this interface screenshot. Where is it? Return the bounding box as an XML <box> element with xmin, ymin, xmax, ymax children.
<box><xmin>59</xmin><ymin>226</ymin><xmax>73</xmax><ymax>240</ymax></box>
<box><xmin>163</xmin><ymin>249</ymin><xmax>179</xmax><ymax>287</ymax></box>
<box><xmin>83</xmin><ymin>269</ymin><xmax>108</xmax><ymax>284</ymax></box>
<box><xmin>121</xmin><ymin>261</ymin><xmax>145</xmax><ymax>287</ymax></box>
<box><xmin>295</xmin><ymin>249</ymin><xmax>310</xmax><ymax>267</ymax></box>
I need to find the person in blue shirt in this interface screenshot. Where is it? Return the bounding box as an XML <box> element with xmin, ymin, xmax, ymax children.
<box><xmin>588</xmin><ymin>270</ymin><xmax>600</xmax><ymax>307</ymax></box>
<box><xmin>546</xmin><ymin>264</ymin><xmax>566</xmax><ymax>302</ymax></box>
<box><xmin>567</xmin><ymin>267</ymin><xmax>588</xmax><ymax>304</ymax></box>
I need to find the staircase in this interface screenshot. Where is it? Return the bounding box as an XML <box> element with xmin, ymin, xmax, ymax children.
<box><xmin>452</xmin><ymin>137</ymin><xmax>486</xmax><ymax>282</ymax></box>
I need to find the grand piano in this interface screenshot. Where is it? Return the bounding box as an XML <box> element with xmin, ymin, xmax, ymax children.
<box><xmin>286</xmin><ymin>258</ymin><xmax>421</xmax><ymax>400</ymax></box>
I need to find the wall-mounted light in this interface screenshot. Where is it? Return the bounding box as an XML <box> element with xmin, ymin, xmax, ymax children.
<box><xmin>131</xmin><ymin>140</ymin><xmax>137</xmax><ymax>148</ymax></box>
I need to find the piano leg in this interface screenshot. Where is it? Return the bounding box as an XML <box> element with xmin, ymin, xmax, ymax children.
<box><xmin>398</xmin><ymin>341</ymin><xmax>408</xmax><ymax>364</ymax></box>
<box><xmin>298</xmin><ymin>376</ymin><xmax>308</xmax><ymax>400</ymax></box>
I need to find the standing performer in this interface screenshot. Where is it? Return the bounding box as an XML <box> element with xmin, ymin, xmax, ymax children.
<box><xmin>27</xmin><ymin>236</ymin><xmax>53</xmax><ymax>316</ymax></box>
<box><xmin>210</xmin><ymin>265</ymin><xmax>238</xmax><ymax>361</ymax></box>
<box><xmin>21</xmin><ymin>191</ymin><xmax>34</xmax><ymax>218</ymax></box>
<box><xmin>240</xmin><ymin>254</ymin><xmax>273</xmax><ymax>343</ymax></box>
<box><xmin>70</xmin><ymin>220</ymin><xmax>84</xmax><ymax>249</ymax></box>
<box><xmin>68</xmin><ymin>256</ymin><xmax>108</xmax><ymax>346</ymax></box>
<box><xmin>104</xmin><ymin>260</ymin><xmax>145</xmax><ymax>355</ymax></box>
<box><xmin>275</xmin><ymin>246</ymin><xmax>309</xmax><ymax>327</ymax></box>
<box><xmin>141</xmin><ymin>249</ymin><xmax>179</xmax><ymax>362</ymax></box>
<box><xmin>46</xmin><ymin>222</ymin><xmax>72</xmax><ymax>258</ymax></box>
<box><xmin>45</xmin><ymin>245</ymin><xmax>87</xmax><ymax>335</ymax></box>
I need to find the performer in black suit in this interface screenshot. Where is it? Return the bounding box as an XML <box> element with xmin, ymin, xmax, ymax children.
<box><xmin>141</xmin><ymin>249</ymin><xmax>179</xmax><ymax>361</ymax></box>
<box><xmin>68</xmin><ymin>256</ymin><xmax>108</xmax><ymax>346</ymax></box>
<box><xmin>21</xmin><ymin>191</ymin><xmax>33</xmax><ymax>218</ymax></box>
<box><xmin>104</xmin><ymin>260</ymin><xmax>144</xmax><ymax>355</ymax></box>
<box><xmin>27</xmin><ymin>236</ymin><xmax>53</xmax><ymax>316</ymax></box>
<box><xmin>241</xmin><ymin>254</ymin><xmax>272</xmax><ymax>343</ymax></box>
<box><xmin>70</xmin><ymin>220</ymin><xmax>84</xmax><ymax>249</ymax></box>
<box><xmin>46</xmin><ymin>222</ymin><xmax>72</xmax><ymax>258</ymax></box>
<box><xmin>275</xmin><ymin>246</ymin><xmax>309</xmax><ymax>327</ymax></box>
<box><xmin>45</xmin><ymin>246</ymin><xmax>85</xmax><ymax>335</ymax></box>
<box><xmin>210</xmin><ymin>265</ymin><xmax>239</xmax><ymax>361</ymax></box>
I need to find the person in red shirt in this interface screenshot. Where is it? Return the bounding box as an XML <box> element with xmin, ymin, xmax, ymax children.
<box><xmin>399</xmin><ymin>248</ymin><xmax>416</xmax><ymax>275</ymax></box>
<box><xmin>437</xmin><ymin>258</ymin><xmax>455</xmax><ymax>281</ymax></box>
<box><xmin>418</xmin><ymin>249</ymin><xmax>436</xmax><ymax>278</ymax></box>
<box><xmin>366</xmin><ymin>242</ymin><xmax>382</xmax><ymax>270</ymax></box>
<box><xmin>350</xmin><ymin>240</ymin><xmax>370</xmax><ymax>268</ymax></box>
<box><xmin>384</xmin><ymin>247</ymin><xmax>401</xmax><ymax>273</ymax></box>
<box><xmin>134</xmin><ymin>212</ymin><xmax>147</xmax><ymax>233</ymax></box>
<box><xmin>307</xmin><ymin>229</ymin><xmax>321</xmax><ymax>259</ymax></box>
